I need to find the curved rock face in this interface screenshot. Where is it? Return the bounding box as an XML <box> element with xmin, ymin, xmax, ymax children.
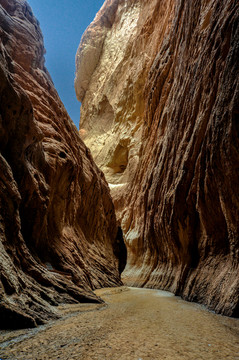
<box><xmin>75</xmin><ymin>0</ymin><xmax>172</xmax><ymax>191</ymax></box>
<box><xmin>0</xmin><ymin>0</ymin><xmax>126</xmax><ymax>329</ymax></box>
<box><xmin>76</xmin><ymin>0</ymin><xmax>239</xmax><ymax>316</ymax></box>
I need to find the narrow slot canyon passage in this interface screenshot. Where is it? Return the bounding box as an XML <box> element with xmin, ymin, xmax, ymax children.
<box><xmin>0</xmin><ymin>0</ymin><xmax>238</xmax><ymax>358</ymax></box>
<box><xmin>1</xmin><ymin>287</ymin><xmax>239</xmax><ymax>360</ymax></box>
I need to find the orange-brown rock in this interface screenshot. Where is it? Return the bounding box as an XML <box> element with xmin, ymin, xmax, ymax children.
<box><xmin>76</xmin><ymin>0</ymin><xmax>239</xmax><ymax>316</ymax></box>
<box><xmin>0</xmin><ymin>0</ymin><xmax>126</xmax><ymax>329</ymax></box>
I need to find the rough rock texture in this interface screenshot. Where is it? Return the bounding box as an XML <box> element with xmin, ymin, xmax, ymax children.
<box><xmin>75</xmin><ymin>0</ymin><xmax>239</xmax><ymax>316</ymax></box>
<box><xmin>0</xmin><ymin>0</ymin><xmax>126</xmax><ymax>329</ymax></box>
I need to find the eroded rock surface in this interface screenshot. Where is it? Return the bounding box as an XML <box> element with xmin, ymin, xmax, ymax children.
<box><xmin>0</xmin><ymin>0</ymin><xmax>126</xmax><ymax>329</ymax></box>
<box><xmin>75</xmin><ymin>0</ymin><xmax>239</xmax><ymax>316</ymax></box>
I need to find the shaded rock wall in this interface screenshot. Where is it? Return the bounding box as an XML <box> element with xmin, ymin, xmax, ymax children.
<box><xmin>0</xmin><ymin>0</ymin><xmax>125</xmax><ymax>329</ymax></box>
<box><xmin>76</xmin><ymin>0</ymin><xmax>239</xmax><ymax>316</ymax></box>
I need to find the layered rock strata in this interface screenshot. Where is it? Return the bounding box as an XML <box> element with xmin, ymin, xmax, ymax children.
<box><xmin>75</xmin><ymin>0</ymin><xmax>239</xmax><ymax>316</ymax></box>
<box><xmin>0</xmin><ymin>0</ymin><xmax>126</xmax><ymax>329</ymax></box>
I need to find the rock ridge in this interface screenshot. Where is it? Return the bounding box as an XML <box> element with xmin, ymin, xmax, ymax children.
<box><xmin>0</xmin><ymin>0</ymin><xmax>126</xmax><ymax>328</ymax></box>
<box><xmin>76</xmin><ymin>0</ymin><xmax>239</xmax><ymax>316</ymax></box>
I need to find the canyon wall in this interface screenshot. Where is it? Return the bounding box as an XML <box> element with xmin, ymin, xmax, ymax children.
<box><xmin>75</xmin><ymin>0</ymin><xmax>239</xmax><ymax>316</ymax></box>
<box><xmin>0</xmin><ymin>0</ymin><xmax>126</xmax><ymax>329</ymax></box>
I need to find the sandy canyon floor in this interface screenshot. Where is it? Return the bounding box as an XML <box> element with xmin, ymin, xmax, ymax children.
<box><xmin>0</xmin><ymin>287</ymin><xmax>238</xmax><ymax>360</ymax></box>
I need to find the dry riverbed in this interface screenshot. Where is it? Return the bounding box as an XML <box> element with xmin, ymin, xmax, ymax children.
<box><xmin>0</xmin><ymin>287</ymin><xmax>239</xmax><ymax>360</ymax></box>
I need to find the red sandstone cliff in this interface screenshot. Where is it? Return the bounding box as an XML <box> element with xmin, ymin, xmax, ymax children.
<box><xmin>76</xmin><ymin>0</ymin><xmax>239</xmax><ymax>316</ymax></box>
<box><xmin>0</xmin><ymin>0</ymin><xmax>126</xmax><ymax>329</ymax></box>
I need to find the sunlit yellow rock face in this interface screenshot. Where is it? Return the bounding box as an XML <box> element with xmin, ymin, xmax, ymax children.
<box><xmin>75</xmin><ymin>0</ymin><xmax>173</xmax><ymax>193</ymax></box>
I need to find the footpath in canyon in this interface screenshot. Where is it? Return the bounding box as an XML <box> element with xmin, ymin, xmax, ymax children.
<box><xmin>0</xmin><ymin>287</ymin><xmax>239</xmax><ymax>360</ymax></box>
